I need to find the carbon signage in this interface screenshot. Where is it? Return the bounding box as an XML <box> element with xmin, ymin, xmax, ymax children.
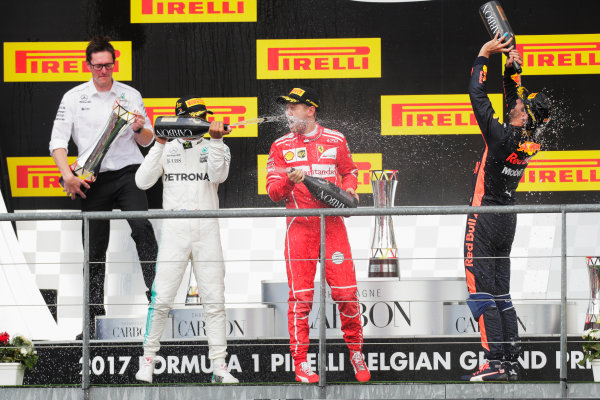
<box><xmin>381</xmin><ymin>94</ymin><xmax>503</xmax><ymax>135</ymax></box>
<box><xmin>257</xmin><ymin>153</ymin><xmax>382</xmax><ymax>195</ymax></box>
<box><xmin>514</xmin><ymin>34</ymin><xmax>600</xmax><ymax>75</ymax></box>
<box><xmin>3</xmin><ymin>42</ymin><xmax>132</xmax><ymax>82</ymax></box>
<box><xmin>7</xmin><ymin>157</ymin><xmax>77</xmax><ymax>197</ymax></box>
<box><xmin>130</xmin><ymin>0</ymin><xmax>257</xmax><ymax>23</ymax></box>
<box><xmin>256</xmin><ymin>38</ymin><xmax>381</xmax><ymax>79</ymax></box>
<box><xmin>144</xmin><ymin>97</ymin><xmax>258</xmax><ymax>138</ymax></box>
<box><xmin>517</xmin><ymin>150</ymin><xmax>600</xmax><ymax>191</ymax></box>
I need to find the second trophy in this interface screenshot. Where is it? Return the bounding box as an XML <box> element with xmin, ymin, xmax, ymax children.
<box><xmin>368</xmin><ymin>170</ymin><xmax>399</xmax><ymax>278</ymax></box>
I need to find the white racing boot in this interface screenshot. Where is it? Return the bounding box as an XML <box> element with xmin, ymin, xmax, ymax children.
<box><xmin>135</xmin><ymin>355</ymin><xmax>155</xmax><ymax>383</ymax></box>
<box><xmin>211</xmin><ymin>359</ymin><xmax>239</xmax><ymax>383</ymax></box>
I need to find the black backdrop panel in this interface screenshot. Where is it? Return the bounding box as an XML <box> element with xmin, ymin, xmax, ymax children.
<box><xmin>1</xmin><ymin>0</ymin><xmax>599</xmax><ymax>210</ymax></box>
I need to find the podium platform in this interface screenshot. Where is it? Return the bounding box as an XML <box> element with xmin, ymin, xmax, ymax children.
<box><xmin>95</xmin><ymin>278</ymin><xmax>578</xmax><ymax>340</ymax></box>
<box><xmin>261</xmin><ymin>278</ymin><xmax>579</xmax><ymax>336</ymax></box>
<box><xmin>6</xmin><ymin>382</ymin><xmax>600</xmax><ymax>400</ymax></box>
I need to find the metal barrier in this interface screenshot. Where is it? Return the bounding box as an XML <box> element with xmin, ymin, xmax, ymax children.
<box><xmin>3</xmin><ymin>203</ymin><xmax>600</xmax><ymax>398</ymax></box>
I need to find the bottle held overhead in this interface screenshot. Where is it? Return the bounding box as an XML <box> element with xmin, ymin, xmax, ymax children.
<box><xmin>479</xmin><ymin>0</ymin><xmax>522</xmax><ymax>73</ymax></box>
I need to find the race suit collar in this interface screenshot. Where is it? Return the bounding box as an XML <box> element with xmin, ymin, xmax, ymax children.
<box><xmin>296</xmin><ymin>123</ymin><xmax>321</xmax><ymax>142</ymax></box>
<box><xmin>177</xmin><ymin>137</ymin><xmax>204</xmax><ymax>146</ymax></box>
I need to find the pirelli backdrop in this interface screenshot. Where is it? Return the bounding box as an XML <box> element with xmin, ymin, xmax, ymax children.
<box><xmin>1</xmin><ymin>0</ymin><xmax>599</xmax><ymax>210</ymax></box>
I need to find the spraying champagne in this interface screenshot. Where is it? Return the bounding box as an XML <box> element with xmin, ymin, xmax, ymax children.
<box><xmin>154</xmin><ymin>115</ymin><xmax>282</xmax><ymax>139</ymax></box>
<box><xmin>479</xmin><ymin>1</ymin><xmax>522</xmax><ymax>74</ymax></box>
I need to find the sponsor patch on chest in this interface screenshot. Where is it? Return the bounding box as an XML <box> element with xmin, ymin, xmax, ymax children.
<box><xmin>309</xmin><ymin>164</ymin><xmax>336</xmax><ymax>178</ymax></box>
<box><xmin>283</xmin><ymin>147</ymin><xmax>307</xmax><ymax>163</ymax></box>
<box><xmin>318</xmin><ymin>145</ymin><xmax>337</xmax><ymax>160</ymax></box>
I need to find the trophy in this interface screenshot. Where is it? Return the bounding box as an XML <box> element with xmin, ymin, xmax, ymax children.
<box><xmin>368</xmin><ymin>170</ymin><xmax>399</xmax><ymax>278</ymax></box>
<box><xmin>185</xmin><ymin>266</ymin><xmax>200</xmax><ymax>306</ymax></box>
<box><xmin>584</xmin><ymin>257</ymin><xmax>600</xmax><ymax>330</ymax></box>
<box><xmin>60</xmin><ymin>100</ymin><xmax>137</xmax><ymax>189</ymax></box>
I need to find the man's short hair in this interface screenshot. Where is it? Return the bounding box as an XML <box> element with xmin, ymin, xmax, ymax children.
<box><xmin>86</xmin><ymin>36</ymin><xmax>115</xmax><ymax>63</ymax></box>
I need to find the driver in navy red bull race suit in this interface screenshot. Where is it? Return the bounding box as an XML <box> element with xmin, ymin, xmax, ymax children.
<box><xmin>462</xmin><ymin>33</ymin><xmax>551</xmax><ymax>382</ymax></box>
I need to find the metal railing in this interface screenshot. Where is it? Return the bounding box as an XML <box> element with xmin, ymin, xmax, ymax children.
<box><xmin>3</xmin><ymin>203</ymin><xmax>600</xmax><ymax>398</ymax></box>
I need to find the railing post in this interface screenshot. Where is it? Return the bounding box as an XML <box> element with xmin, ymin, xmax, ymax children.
<box><xmin>82</xmin><ymin>215</ymin><xmax>91</xmax><ymax>400</ymax></box>
<box><xmin>560</xmin><ymin>209</ymin><xmax>568</xmax><ymax>398</ymax></box>
<box><xmin>318</xmin><ymin>214</ymin><xmax>327</xmax><ymax>388</ymax></box>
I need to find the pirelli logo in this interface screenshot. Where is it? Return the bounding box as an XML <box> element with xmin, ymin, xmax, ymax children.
<box><xmin>7</xmin><ymin>157</ymin><xmax>77</xmax><ymax>197</ymax></box>
<box><xmin>257</xmin><ymin>153</ymin><xmax>382</xmax><ymax>195</ymax></box>
<box><xmin>381</xmin><ymin>94</ymin><xmax>503</xmax><ymax>135</ymax></box>
<box><xmin>4</xmin><ymin>42</ymin><xmax>132</xmax><ymax>82</ymax></box>
<box><xmin>130</xmin><ymin>0</ymin><xmax>257</xmax><ymax>23</ymax></box>
<box><xmin>257</xmin><ymin>38</ymin><xmax>381</xmax><ymax>79</ymax></box>
<box><xmin>517</xmin><ymin>151</ymin><xmax>600</xmax><ymax>191</ymax></box>
<box><xmin>513</xmin><ymin>34</ymin><xmax>600</xmax><ymax>75</ymax></box>
<box><xmin>144</xmin><ymin>97</ymin><xmax>258</xmax><ymax>137</ymax></box>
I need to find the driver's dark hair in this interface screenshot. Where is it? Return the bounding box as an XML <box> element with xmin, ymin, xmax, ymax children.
<box><xmin>86</xmin><ymin>36</ymin><xmax>115</xmax><ymax>63</ymax></box>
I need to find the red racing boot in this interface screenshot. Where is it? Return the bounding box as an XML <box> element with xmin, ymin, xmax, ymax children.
<box><xmin>295</xmin><ymin>361</ymin><xmax>319</xmax><ymax>383</ymax></box>
<box><xmin>350</xmin><ymin>351</ymin><xmax>371</xmax><ymax>382</ymax></box>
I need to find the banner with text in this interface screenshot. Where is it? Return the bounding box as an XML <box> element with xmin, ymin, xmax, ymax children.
<box><xmin>4</xmin><ymin>42</ymin><xmax>132</xmax><ymax>82</ymax></box>
<box><xmin>130</xmin><ymin>0</ymin><xmax>257</xmax><ymax>23</ymax></box>
<box><xmin>24</xmin><ymin>337</ymin><xmax>595</xmax><ymax>384</ymax></box>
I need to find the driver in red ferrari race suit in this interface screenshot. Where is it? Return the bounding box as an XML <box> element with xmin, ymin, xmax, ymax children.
<box><xmin>462</xmin><ymin>34</ymin><xmax>551</xmax><ymax>382</ymax></box>
<box><xmin>266</xmin><ymin>87</ymin><xmax>370</xmax><ymax>383</ymax></box>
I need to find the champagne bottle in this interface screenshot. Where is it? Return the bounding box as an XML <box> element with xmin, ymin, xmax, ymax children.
<box><xmin>291</xmin><ymin>168</ymin><xmax>358</xmax><ymax>208</ymax></box>
<box><xmin>154</xmin><ymin>115</ymin><xmax>229</xmax><ymax>139</ymax></box>
<box><xmin>479</xmin><ymin>1</ymin><xmax>522</xmax><ymax>74</ymax></box>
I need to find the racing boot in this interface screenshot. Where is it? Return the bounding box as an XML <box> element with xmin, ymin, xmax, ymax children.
<box><xmin>350</xmin><ymin>351</ymin><xmax>371</xmax><ymax>382</ymax></box>
<box><xmin>504</xmin><ymin>360</ymin><xmax>520</xmax><ymax>381</ymax></box>
<box><xmin>295</xmin><ymin>361</ymin><xmax>319</xmax><ymax>383</ymax></box>
<box><xmin>461</xmin><ymin>359</ymin><xmax>507</xmax><ymax>382</ymax></box>
<box><xmin>135</xmin><ymin>356</ymin><xmax>155</xmax><ymax>383</ymax></box>
<box><xmin>211</xmin><ymin>359</ymin><xmax>239</xmax><ymax>384</ymax></box>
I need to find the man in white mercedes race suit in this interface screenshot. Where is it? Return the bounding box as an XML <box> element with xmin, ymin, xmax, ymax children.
<box><xmin>134</xmin><ymin>97</ymin><xmax>237</xmax><ymax>384</ymax></box>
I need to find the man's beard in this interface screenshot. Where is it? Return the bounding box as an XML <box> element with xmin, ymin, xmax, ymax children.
<box><xmin>288</xmin><ymin>118</ymin><xmax>308</xmax><ymax>134</ymax></box>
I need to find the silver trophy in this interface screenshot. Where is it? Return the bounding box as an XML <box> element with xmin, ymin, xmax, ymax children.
<box><xmin>368</xmin><ymin>170</ymin><xmax>399</xmax><ymax>278</ymax></box>
<box><xmin>60</xmin><ymin>100</ymin><xmax>137</xmax><ymax>188</ymax></box>
<box><xmin>585</xmin><ymin>256</ymin><xmax>600</xmax><ymax>330</ymax></box>
<box><xmin>185</xmin><ymin>266</ymin><xmax>200</xmax><ymax>306</ymax></box>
